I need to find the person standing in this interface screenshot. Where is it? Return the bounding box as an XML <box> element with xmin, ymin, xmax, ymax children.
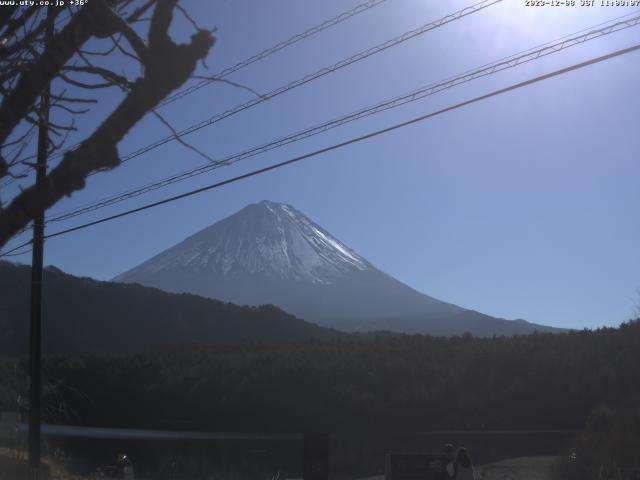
<box><xmin>454</xmin><ymin>447</ymin><xmax>475</xmax><ymax>480</ymax></box>
<box><xmin>118</xmin><ymin>453</ymin><xmax>135</xmax><ymax>480</ymax></box>
<box><xmin>429</xmin><ymin>444</ymin><xmax>458</xmax><ymax>479</ymax></box>
<box><xmin>123</xmin><ymin>457</ymin><xmax>135</xmax><ymax>480</ymax></box>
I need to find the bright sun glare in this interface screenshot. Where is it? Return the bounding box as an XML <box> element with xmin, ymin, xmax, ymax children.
<box><xmin>492</xmin><ymin>0</ymin><xmax>637</xmax><ymax>40</ymax></box>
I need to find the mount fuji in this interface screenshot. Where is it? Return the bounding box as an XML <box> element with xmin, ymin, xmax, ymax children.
<box><xmin>114</xmin><ymin>201</ymin><xmax>562</xmax><ymax>336</ymax></box>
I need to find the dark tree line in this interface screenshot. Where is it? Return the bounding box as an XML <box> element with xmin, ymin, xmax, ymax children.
<box><xmin>0</xmin><ymin>261</ymin><xmax>339</xmax><ymax>355</ymax></box>
<box><xmin>1</xmin><ymin>320</ymin><xmax>639</xmax><ymax>435</ymax></box>
<box><xmin>553</xmin><ymin>397</ymin><xmax>640</xmax><ymax>479</ymax></box>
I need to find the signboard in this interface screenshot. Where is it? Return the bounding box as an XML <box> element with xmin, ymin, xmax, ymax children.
<box><xmin>385</xmin><ymin>453</ymin><xmax>443</xmax><ymax>480</ymax></box>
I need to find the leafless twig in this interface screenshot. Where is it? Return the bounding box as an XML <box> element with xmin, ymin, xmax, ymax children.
<box><xmin>152</xmin><ymin>108</ymin><xmax>217</xmax><ymax>163</ymax></box>
<box><xmin>191</xmin><ymin>75</ymin><xmax>265</xmax><ymax>99</ymax></box>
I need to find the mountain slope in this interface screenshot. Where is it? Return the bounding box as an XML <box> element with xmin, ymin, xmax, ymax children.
<box><xmin>115</xmin><ymin>201</ymin><xmax>563</xmax><ymax>336</ymax></box>
<box><xmin>0</xmin><ymin>261</ymin><xmax>338</xmax><ymax>355</ymax></box>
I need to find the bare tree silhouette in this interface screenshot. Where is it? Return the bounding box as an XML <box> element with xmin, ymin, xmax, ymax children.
<box><xmin>0</xmin><ymin>0</ymin><xmax>215</xmax><ymax>248</ymax></box>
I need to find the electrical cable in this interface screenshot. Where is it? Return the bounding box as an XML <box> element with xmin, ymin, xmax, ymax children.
<box><xmin>6</xmin><ymin>0</ymin><xmax>503</xmax><ymax>182</ymax></box>
<box><xmin>1</xmin><ymin>41</ymin><xmax>632</xmax><ymax>255</ymax></box>
<box><xmin>0</xmin><ymin>0</ymin><xmax>391</xmax><ymax>187</ymax></box>
<box><xmin>46</xmin><ymin>12</ymin><xmax>640</xmax><ymax>224</ymax></box>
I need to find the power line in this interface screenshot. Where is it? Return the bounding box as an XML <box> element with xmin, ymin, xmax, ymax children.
<box><xmin>20</xmin><ymin>0</ymin><xmax>500</xmax><ymax>182</ymax></box>
<box><xmin>0</xmin><ymin>0</ymin><xmax>391</xmax><ymax>188</ymax></box>
<box><xmin>1</xmin><ymin>41</ymin><xmax>632</xmax><ymax>254</ymax></box>
<box><xmin>0</xmin><ymin>239</ymin><xmax>32</xmax><ymax>257</ymax></box>
<box><xmin>110</xmin><ymin>0</ymin><xmax>503</xmax><ymax>167</ymax></box>
<box><xmin>45</xmin><ymin>12</ymin><xmax>640</xmax><ymax>224</ymax></box>
<box><xmin>0</xmin><ymin>248</ymin><xmax>32</xmax><ymax>257</ymax></box>
<box><xmin>159</xmin><ymin>0</ymin><xmax>391</xmax><ymax>107</ymax></box>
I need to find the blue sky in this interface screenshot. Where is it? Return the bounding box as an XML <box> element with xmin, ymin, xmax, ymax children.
<box><xmin>2</xmin><ymin>0</ymin><xmax>640</xmax><ymax>330</ymax></box>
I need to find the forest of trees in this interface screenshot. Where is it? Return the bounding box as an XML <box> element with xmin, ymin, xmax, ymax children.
<box><xmin>0</xmin><ymin>261</ymin><xmax>339</xmax><ymax>354</ymax></box>
<box><xmin>554</xmin><ymin>396</ymin><xmax>640</xmax><ymax>479</ymax></box>
<box><xmin>3</xmin><ymin>260</ymin><xmax>640</xmax><ymax>476</ymax></box>
<box><xmin>1</xmin><ymin>319</ymin><xmax>639</xmax><ymax>433</ymax></box>
<box><xmin>1</xmin><ymin>319</ymin><xmax>639</xmax><ymax>477</ymax></box>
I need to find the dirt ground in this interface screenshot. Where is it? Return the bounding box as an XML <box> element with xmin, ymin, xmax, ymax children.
<box><xmin>475</xmin><ymin>456</ymin><xmax>557</xmax><ymax>480</ymax></box>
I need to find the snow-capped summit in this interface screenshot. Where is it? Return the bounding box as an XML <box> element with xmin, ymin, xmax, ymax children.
<box><xmin>114</xmin><ymin>201</ymin><xmax>562</xmax><ymax>336</ymax></box>
<box><xmin>116</xmin><ymin>200</ymin><xmax>369</xmax><ymax>284</ymax></box>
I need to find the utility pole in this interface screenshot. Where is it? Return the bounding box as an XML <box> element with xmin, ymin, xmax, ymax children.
<box><xmin>303</xmin><ymin>433</ymin><xmax>328</xmax><ymax>480</ymax></box>
<box><xmin>28</xmin><ymin>8</ymin><xmax>53</xmax><ymax>480</ymax></box>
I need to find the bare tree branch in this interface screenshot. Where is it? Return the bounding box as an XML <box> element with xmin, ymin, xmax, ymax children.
<box><xmin>79</xmin><ymin>40</ymin><xmax>119</xmax><ymax>57</ymax></box>
<box><xmin>152</xmin><ymin>108</ymin><xmax>216</xmax><ymax>163</ymax></box>
<box><xmin>0</xmin><ymin>4</ymin><xmax>101</xmax><ymax>176</ymax></box>
<box><xmin>59</xmin><ymin>70</ymin><xmax>121</xmax><ymax>90</ymax></box>
<box><xmin>0</xmin><ymin>8</ymin><xmax>59</xmax><ymax>60</ymax></box>
<box><xmin>50</xmin><ymin>103</ymin><xmax>91</xmax><ymax>115</ymax></box>
<box><xmin>0</xmin><ymin>0</ymin><xmax>215</xmax><ymax>248</ymax></box>
<box><xmin>126</xmin><ymin>0</ymin><xmax>157</xmax><ymax>23</ymax></box>
<box><xmin>50</xmin><ymin>93</ymin><xmax>98</xmax><ymax>104</ymax></box>
<box><xmin>0</xmin><ymin>7</ymin><xmax>37</xmax><ymax>54</ymax></box>
<box><xmin>175</xmin><ymin>3</ymin><xmax>202</xmax><ymax>32</ymax></box>
<box><xmin>109</xmin><ymin>32</ymin><xmax>143</xmax><ymax>63</ymax></box>
<box><xmin>191</xmin><ymin>75</ymin><xmax>265</xmax><ymax>99</ymax></box>
<box><xmin>0</xmin><ymin>6</ymin><xmax>19</xmax><ymax>33</ymax></box>
<box><xmin>73</xmin><ymin>53</ymin><xmax>134</xmax><ymax>88</ymax></box>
